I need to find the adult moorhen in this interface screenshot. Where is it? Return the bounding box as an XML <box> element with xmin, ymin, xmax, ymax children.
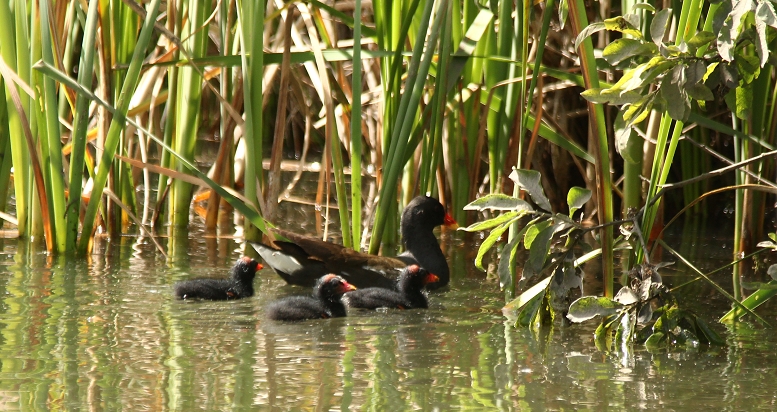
<box><xmin>343</xmin><ymin>264</ymin><xmax>438</xmax><ymax>310</ymax></box>
<box><xmin>266</xmin><ymin>274</ymin><xmax>356</xmax><ymax>321</ymax></box>
<box><xmin>174</xmin><ymin>256</ymin><xmax>262</xmax><ymax>300</ymax></box>
<box><xmin>251</xmin><ymin>196</ymin><xmax>456</xmax><ymax>290</ymax></box>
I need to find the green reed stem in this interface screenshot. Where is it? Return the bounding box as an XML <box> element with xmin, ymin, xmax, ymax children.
<box><xmin>350</xmin><ymin>0</ymin><xmax>364</xmax><ymax>249</ymax></box>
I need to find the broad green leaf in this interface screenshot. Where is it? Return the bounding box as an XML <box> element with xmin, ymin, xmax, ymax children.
<box><xmin>602</xmin><ymin>38</ymin><xmax>655</xmax><ymax>66</ymax></box>
<box><xmin>687</xmin><ymin>31</ymin><xmax>715</xmax><ymax>50</ymax></box>
<box><xmin>516</xmin><ymin>292</ymin><xmax>544</xmax><ymax>328</ymax></box>
<box><xmin>567</xmin><ymin>187</ymin><xmax>592</xmax><ymax>217</ymax></box>
<box><xmin>508</xmin><ymin>169</ymin><xmax>553</xmax><ymax>212</ymax></box>
<box><xmin>497</xmin><ymin>234</ymin><xmax>522</xmax><ymax>289</ymax></box>
<box><xmin>460</xmin><ymin>211</ymin><xmax>522</xmax><ymax>232</ymax></box>
<box><xmin>686</xmin><ymin>83</ymin><xmax>714</xmax><ymax>101</ymax></box>
<box><xmin>725</xmin><ymin>84</ymin><xmax>752</xmax><ymax>120</ymax></box>
<box><xmin>522</xmin><ymin>223</ymin><xmax>556</xmax><ymax>281</ymax></box>
<box><xmin>474</xmin><ymin>220</ymin><xmax>514</xmax><ymax>271</ymax></box>
<box><xmin>503</xmin><ymin>274</ymin><xmax>552</xmax><ymax>317</ymax></box>
<box><xmin>650</xmin><ymin>8</ymin><xmax>672</xmax><ymax>44</ymax></box>
<box><xmin>567</xmin><ymin>296</ymin><xmax>623</xmax><ymax>323</ymax></box>
<box><xmin>574</xmin><ymin>22</ymin><xmax>606</xmax><ymax>49</ymax></box>
<box><xmin>524</xmin><ymin>220</ymin><xmax>551</xmax><ymax>250</ymax></box>
<box><xmin>463</xmin><ymin>193</ymin><xmax>535</xmax><ymax>212</ymax></box>
<box><xmin>644</xmin><ymin>331</ymin><xmax>667</xmax><ymax>349</ymax></box>
<box><xmin>603</xmin><ymin>16</ymin><xmax>643</xmax><ymax>39</ymax></box>
<box><xmin>685</xmin><ymin>60</ymin><xmax>707</xmax><ymax>85</ymax></box>
<box><xmin>660</xmin><ymin>72</ymin><xmax>689</xmax><ymax>121</ymax></box>
<box><xmin>736</xmin><ymin>53</ymin><xmax>760</xmax><ymax>84</ymax></box>
<box><xmin>623</xmin><ymin>91</ymin><xmax>656</xmax><ymax>125</ymax></box>
<box><xmin>614</xmin><ymin>112</ymin><xmax>640</xmax><ymax>163</ymax></box>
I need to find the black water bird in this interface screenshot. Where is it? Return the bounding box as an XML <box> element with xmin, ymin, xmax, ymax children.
<box><xmin>344</xmin><ymin>265</ymin><xmax>438</xmax><ymax>310</ymax></box>
<box><xmin>174</xmin><ymin>256</ymin><xmax>262</xmax><ymax>300</ymax></box>
<box><xmin>251</xmin><ymin>196</ymin><xmax>456</xmax><ymax>290</ymax></box>
<box><xmin>267</xmin><ymin>274</ymin><xmax>356</xmax><ymax>321</ymax></box>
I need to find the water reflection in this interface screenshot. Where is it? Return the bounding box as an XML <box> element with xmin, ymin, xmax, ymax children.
<box><xmin>1</xmin><ymin>228</ymin><xmax>777</xmax><ymax>411</ymax></box>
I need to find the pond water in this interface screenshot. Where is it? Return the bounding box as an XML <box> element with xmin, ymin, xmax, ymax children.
<box><xmin>1</xmin><ymin>216</ymin><xmax>777</xmax><ymax>410</ymax></box>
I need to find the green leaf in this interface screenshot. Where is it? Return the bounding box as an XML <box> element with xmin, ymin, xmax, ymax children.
<box><xmin>623</xmin><ymin>91</ymin><xmax>656</xmax><ymax>126</ymax></box>
<box><xmin>567</xmin><ymin>296</ymin><xmax>624</xmax><ymax>323</ymax></box>
<box><xmin>614</xmin><ymin>112</ymin><xmax>640</xmax><ymax>163</ymax></box>
<box><xmin>515</xmin><ymin>292</ymin><xmax>544</xmax><ymax>327</ymax></box>
<box><xmin>503</xmin><ymin>275</ymin><xmax>552</xmax><ymax>317</ymax></box>
<box><xmin>522</xmin><ymin>223</ymin><xmax>556</xmax><ymax>281</ymax></box>
<box><xmin>644</xmin><ymin>331</ymin><xmax>667</xmax><ymax>349</ymax></box>
<box><xmin>660</xmin><ymin>70</ymin><xmax>690</xmax><ymax>121</ymax></box>
<box><xmin>474</xmin><ymin>220</ymin><xmax>514</xmax><ymax>271</ymax></box>
<box><xmin>567</xmin><ymin>187</ymin><xmax>592</xmax><ymax>217</ymax></box>
<box><xmin>581</xmin><ymin>88</ymin><xmax>642</xmax><ymax>105</ymax></box>
<box><xmin>508</xmin><ymin>169</ymin><xmax>553</xmax><ymax>212</ymax></box>
<box><xmin>736</xmin><ymin>53</ymin><xmax>760</xmax><ymax>84</ymax></box>
<box><xmin>574</xmin><ymin>22</ymin><xmax>606</xmax><ymax>49</ymax></box>
<box><xmin>717</xmin><ymin>0</ymin><xmax>756</xmax><ymax>61</ymax></box>
<box><xmin>498</xmin><ymin>234</ymin><xmax>522</xmax><ymax>290</ymax></box>
<box><xmin>460</xmin><ymin>211</ymin><xmax>522</xmax><ymax>232</ymax></box>
<box><xmin>603</xmin><ymin>16</ymin><xmax>643</xmax><ymax>39</ymax></box>
<box><xmin>523</xmin><ymin>220</ymin><xmax>551</xmax><ymax>250</ymax></box>
<box><xmin>463</xmin><ymin>193</ymin><xmax>535</xmax><ymax>212</ymax></box>
<box><xmin>686</xmin><ymin>83</ymin><xmax>714</xmax><ymax>101</ymax></box>
<box><xmin>694</xmin><ymin>316</ymin><xmax>725</xmax><ymax>345</ymax></box>
<box><xmin>650</xmin><ymin>8</ymin><xmax>673</xmax><ymax>44</ymax></box>
<box><xmin>602</xmin><ymin>38</ymin><xmax>655</xmax><ymax>66</ymax></box>
<box><xmin>687</xmin><ymin>31</ymin><xmax>716</xmax><ymax>50</ymax></box>
<box><xmin>728</xmin><ymin>84</ymin><xmax>752</xmax><ymax>120</ymax></box>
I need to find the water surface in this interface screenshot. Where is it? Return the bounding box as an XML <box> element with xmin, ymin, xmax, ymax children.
<box><xmin>1</xmin><ymin>225</ymin><xmax>776</xmax><ymax>411</ymax></box>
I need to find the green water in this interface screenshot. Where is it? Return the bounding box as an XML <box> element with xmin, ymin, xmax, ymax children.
<box><xmin>1</xmin><ymin>228</ymin><xmax>776</xmax><ymax>411</ymax></box>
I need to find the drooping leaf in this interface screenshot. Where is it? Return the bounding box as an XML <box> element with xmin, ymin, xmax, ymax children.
<box><xmin>463</xmin><ymin>193</ymin><xmax>535</xmax><ymax>212</ymax></box>
<box><xmin>567</xmin><ymin>187</ymin><xmax>592</xmax><ymax>217</ymax></box>
<box><xmin>515</xmin><ymin>292</ymin><xmax>544</xmax><ymax>328</ymax></box>
<box><xmin>650</xmin><ymin>8</ymin><xmax>673</xmax><ymax>44</ymax></box>
<box><xmin>509</xmin><ymin>169</ymin><xmax>553</xmax><ymax>212</ymax></box>
<box><xmin>567</xmin><ymin>296</ymin><xmax>624</xmax><ymax>323</ymax></box>
<box><xmin>522</xmin><ymin>223</ymin><xmax>556</xmax><ymax>282</ymax></box>
<box><xmin>581</xmin><ymin>88</ymin><xmax>643</xmax><ymax>105</ymax></box>
<box><xmin>686</xmin><ymin>83</ymin><xmax>715</xmax><ymax>101</ymax></box>
<box><xmin>497</xmin><ymin>230</ymin><xmax>524</xmax><ymax>289</ymax></box>
<box><xmin>460</xmin><ymin>211</ymin><xmax>522</xmax><ymax>232</ymax></box>
<box><xmin>474</xmin><ymin>220</ymin><xmax>514</xmax><ymax>271</ymax></box>
<box><xmin>558</xmin><ymin>0</ymin><xmax>569</xmax><ymax>30</ymax></box>
<box><xmin>717</xmin><ymin>0</ymin><xmax>756</xmax><ymax>61</ymax></box>
<box><xmin>660</xmin><ymin>71</ymin><xmax>690</xmax><ymax>121</ymax></box>
<box><xmin>503</xmin><ymin>274</ymin><xmax>552</xmax><ymax>317</ymax></box>
<box><xmin>614</xmin><ymin>112</ymin><xmax>640</xmax><ymax>164</ymax></box>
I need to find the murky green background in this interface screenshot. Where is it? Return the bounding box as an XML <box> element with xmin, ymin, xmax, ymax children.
<box><xmin>1</xmin><ymin>222</ymin><xmax>776</xmax><ymax>411</ymax></box>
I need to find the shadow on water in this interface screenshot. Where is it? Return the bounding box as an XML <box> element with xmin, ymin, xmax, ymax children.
<box><xmin>1</xmin><ymin>209</ymin><xmax>777</xmax><ymax>410</ymax></box>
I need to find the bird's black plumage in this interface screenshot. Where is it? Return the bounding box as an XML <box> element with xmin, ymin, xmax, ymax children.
<box><xmin>174</xmin><ymin>257</ymin><xmax>261</xmax><ymax>300</ymax></box>
<box><xmin>252</xmin><ymin>196</ymin><xmax>456</xmax><ymax>289</ymax></box>
<box><xmin>267</xmin><ymin>274</ymin><xmax>356</xmax><ymax>321</ymax></box>
<box><xmin>344</xmin><ymin>265</ymin><xmax>438</xmax><ymax>310</ymax></box>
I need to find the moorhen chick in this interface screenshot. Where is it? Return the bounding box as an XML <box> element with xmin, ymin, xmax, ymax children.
<box><xmin>251</xmin><ymin>196</ymin><xmax>456</xmax><ymax>290</ymax></box>
<box><xmin>344</xmin><ymin>264</ymin><xmax>438</xmax><ymax>310</ymax></box>
<box><xmin>174</xmin><ymin>256</ymin><xmax>262</xmax><ymax>300</ymax></box>
<box><xmin>267</xmin><ymin>274</ymin><xmax>356</xmax><ymax>321</ymax></box>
